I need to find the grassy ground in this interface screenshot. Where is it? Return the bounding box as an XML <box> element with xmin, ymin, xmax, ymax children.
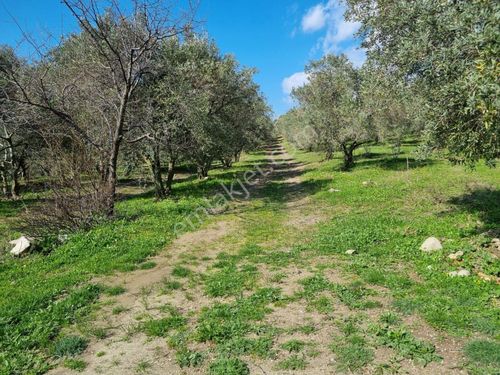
<box><xmin>0</xmin><ymin>152</ymin><xmax>268</xmax><ymax>375</ymax></box>
<box><xmin>1</xmin><ymin>141</ymin><xmax>499</xmax><ymax>374</ymax></box>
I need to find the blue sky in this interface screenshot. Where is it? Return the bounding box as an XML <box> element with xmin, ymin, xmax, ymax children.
<box><xmin>0</xmin><ymin>0</ymin><xmax>364</xmax><ymax>116</ymax></box>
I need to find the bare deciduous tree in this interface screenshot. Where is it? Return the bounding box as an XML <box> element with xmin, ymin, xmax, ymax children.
<box><xmin>1</xmin><ymin>0</ymin><xmax>195</xmax><ymax>216</ymax></box>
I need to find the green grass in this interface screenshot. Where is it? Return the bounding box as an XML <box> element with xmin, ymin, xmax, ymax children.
<box><xmin>63</xmin><ymin>358</ymin><xmax>87</xmax><ymax>372</ymax></box>
<box><xmin>331</xmin><ymin>317</ymin><xmax>374</xmax><ymax>372</ymax></box>
<box><xmin>161</xmin><ymin>279</ymin><xmax>182</xmax><ymax>293</ymax></box>
<box><xmin>333</xmin><ymin>282</ymin><xmax>381</xmax><ymax>310</ymax></box>
<box><xmin>138</xmin><ymin>261</ymin><xmax>156</xmax><ymax>270</ymax></box>
<box><xmin>135</xmin><ymin>359</ymin><xmax>152</xmax><ymax>373</ymax></box>
<box><xmin>204</xmin><ymin>264</ymin><xmax>258</xmax><ymax>297</ymax></box>
<box><xmin>218</xmin><ymin>336</ymin><xmax>275</xmax><ymax>358</ymax></box>
<box><xmin>277</xmin><ymin>354</ymin><xmax>308</xmax><ymax>370</ymax></box>
<box><xmin>289</xmin><ymin>143</ymin><xmax>500</xmax><ymax>341</ymax></box>
<box><xmin>171</xmin><ymin>265</ymin><xmax>192</xmax><ymax>278</ymax></box>
<box><xmin>465</xmin><ymin>340</ymin><xmax>500</xmax><ymax>367</ymax></box>
<box><xmin>175</xmin><ymin>349</ymin><xmax>205</xmax><ymax>368</ymax></box>
<box><xmin>2</xmin><ymin>141</ymin><xmax>499</xmax><ymax>374</ymax></box>
<box><xmin>0</xmin><ymin>151</ymin><xmax>268</xmax><ymax>374</ymax></box>
<box><xmin>103</xmin><ymin>285</ymin><xmax>126</xmax><ymax>296</ymax></box>
<box><xmin>331</xmin><ymin>337</ymin><xmax>374</xmax><ymax>372</ymax></box>
<box><xmin>112</xmin><ymin>305</ymin><xmax>127</xmax><ymax>315</ymax></box>
<box><xmin>196</xmin><ymin>288</ymin><xmax>281</xmax><ymax>344</ymax></box>
<box><xmin>280</xmin><ymin>339</ymin><xmax>306</xmax><ymax>353</ymax></box>
<box><xmin>142</xmin><ymin>314</ymin><xmax>187</xmax><ymax>337</ymax></box>
<box><xmin>209</xmin><ymin>356</ymin><xmax>250</xmax><ymax>375</ymax></box>
<box><xmin>370</xmin><ymin>324</ymin><xmax>441</xmax><ymax>365</ymax></box>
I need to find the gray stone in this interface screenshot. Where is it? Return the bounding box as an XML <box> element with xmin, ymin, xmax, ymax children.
<box><xmin>345</xmin><ymin>249</ymin><xmax>356</xmax><ymax>255</ymax></box>
<box><xmin>420</xmin><ymin>237</ymin><xmax>443</xmax><ymax>252</ymax></box>
<box><xmin>9</xmin><ymin>236</ymin><xmax>31</xmax><ymax>256</ymax></box>
<box><xmin>448</xmin><ymin>269</ymin><xmax>470</xmax><ymax>277</ymax></box>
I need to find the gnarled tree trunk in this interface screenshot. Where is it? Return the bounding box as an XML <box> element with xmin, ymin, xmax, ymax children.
<box><xmin>165</xmin><ymin>158</ymin><xmax>176</xmax><ymax>195</ymax></box>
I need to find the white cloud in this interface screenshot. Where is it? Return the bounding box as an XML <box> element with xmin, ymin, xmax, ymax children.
<box><xmin>282</xmin><ymin>1</ymin><xmax>366</xmax><ymax>111</ymax></box>
<box><xmin>302</xmin><ymin>1</ymin><xmax>365</xmax><ymax>66</ymax></box>
<box><xmin>282</xmin><ymin>72</ymin><xmax>309</xmax><ymax>95</ymax></box>
<box><xmin>301</xmin><ymin>4</ymin><xmax>327</xmax><ymax>32</ymax></box>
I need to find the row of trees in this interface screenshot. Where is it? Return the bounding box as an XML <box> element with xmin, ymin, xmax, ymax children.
<box><xmin>0</xmin><ymin>0</ymin><xmax>272</xmax><ymax>232</ymax></box>
<box><xmin>279</xmin><ymin>0</ymin><xmax>498</xmax><ymax>168</ymax></box>
<box><xmin>277</xmin><ymin>55</ymin><xmax>424</xmax><ymax>169</ymax></box>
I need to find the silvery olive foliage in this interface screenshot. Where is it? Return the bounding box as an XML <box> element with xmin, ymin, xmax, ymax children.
<box><xmin>287</xmin><ymin>55</ymin><xmax>377</xmax><ymax>168</ymax></box>
<box><xmin>346</xmin><ymin>0</ymin><xmax>499</xmax><ymax>166</ymax></box>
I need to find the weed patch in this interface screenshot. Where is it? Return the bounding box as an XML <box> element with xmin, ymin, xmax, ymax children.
<box><xmin>209</xmin><ymin>356</ymin><xmax>250</xmax><ymax>375</ymax></box>
<box><xmin>142</xmin><ymin>314</ymin><xmax>187</xmax><ymax>337</ymax></box>
<box><xmin>281</xmin><ymin>339</ymin><xmax>306</xmax><ymax>353</ymax></box>
<box><xmin>371</xmin><ymin>324</ymin><xmax>441</xmax><ymax>365</ymax></box>
<box><xmin>54</xmin><ymin>335</ymin><xmax>88</xmax><ymax>357</ymax></box>
<box><xmin>176</xmin><ymin>349</ymin><xmax>205</xmax><ymax>368</ymax></box>
<box><xmin>277</xmin><ymin>354</ymin><xmax>308</xmax><ymax>370</ymax></box>
<box><xmin>465</xmin><ymin>340</ymin><xmax>500</xmax><ymax>367</ymax></box>
<box><xmin>63</xmin><ymin>358</ymin><xmax>87</xmax><ymax>372</ymax></box>
<box><xmin>204</xmin><ymin>264</ymin><xmax>257</xmax><ymax>297</ymax></box>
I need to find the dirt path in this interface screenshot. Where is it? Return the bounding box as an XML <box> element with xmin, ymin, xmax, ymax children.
<box><xmin>48</xmin><ymin>142</ymin><xmax>304</xmax><ymax>374</ymax></box>
<box><xmin>49</xmin><ymin>142</ymin><xmax>466</xmax><ymax>375</ymax></box>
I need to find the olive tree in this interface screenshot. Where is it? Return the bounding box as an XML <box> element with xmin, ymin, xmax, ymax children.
<box><xmin>346</xmin><ymin>0</ymin><xmax>499</xmax><ymax>165</ymax></box>
<box><xmin>361</xmin><ymin>63</ymin><xmax>425</xmax><ymax>154</ymax></box>
<box><xmin>131</xmin><ymin>35</ymin><xmax>273</xmax><ymax>197</ymax></box>
<box><xmin>293</xmin><ymin>54</ymin><xmax>375</xmax><ymax>168</ymax></box>
<box><xmin>1</xmin><ymin>0</ymin><xmax>194</xmax><ymax>217</ymax></box>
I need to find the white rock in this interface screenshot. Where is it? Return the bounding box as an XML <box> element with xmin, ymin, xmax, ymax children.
<box><xmin>328</xmin><ymin>188</ymin><xmax>341</xmax><ymax>193</ymax></box>
<box><xmin>345</xmin><ymin>249</ymin><xmax>356</xmax><ymax>255</ymax></box>
<box><xmin>448</xmin><ymin>251</ymin><xmax>464</xmax><ymax>260</ymax></box>
<box><xmin>448</xmin><ymin>269</ymin><xmax>470</xmax><ymax>277</ymax></box>
<box><xmin>9</xmin><ymin>236</ymin><xmax>31</xmax><ymax>256</ymax></box>
<box><xmin>420</xmin><ymin>237</ymin><xmax>443</xmax><ymax>252</ymax></box>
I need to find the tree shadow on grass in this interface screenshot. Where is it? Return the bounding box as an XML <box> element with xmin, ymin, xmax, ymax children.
<box><xmin>0</xmin><ymin>197</ymin><xmax>40</xmax><ymax>217</ymax></box>
<box><xmin>448</xmin><ymin>188</ymin><xmax>500</xmax><ymax>234</ymax></box>
<box><xmin>352</xmin><ymin>156</ymin><xmax>435</xmax><ymax>172</ymax></box>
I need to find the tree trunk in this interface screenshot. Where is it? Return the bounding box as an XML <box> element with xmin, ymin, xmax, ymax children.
<box><xmin>233</xmin><ymin>152</ymin><xmax>241</xmax><ymax>163</ymax></box>
<box><xmin>150</xmin><ymin>146</ymin><xmax>166</xmax><ymax>199</ymax></box>
<box><xmin>341</xmin><ymin>143</ymin><xmax>357</xmax><ymax>170</ymax></box>
<box><xmin>10</xmin><ymin>172</ymin><xmax>20</xmax><ymax>200</ymax></box>
<box><xmin>0</xmin><ymin>169</ymin><xmax>8</xmax><ymax>197</ymax></box>
<box><xmin>165</xmin><ymin>159</ymin><xmax>176</xmax><ymax>195</ymax></box>
<box><xmin>104</xmin><ymin>92</ymin><xmax>130</xmax><ymax>216</ymax></box>
<box><xmin>325</xmin><ymin>148</ymin><xmax>334</xmax><ymax>161</ymax></box>
<box><xmin>221</xmin><ymin>157</ymin><xmax>232</xmax><ymax>168</ymax></box>
<box><xmin>197</xmin><ymin>162</ymin><xmax>210</xmax><ymax>179</ymax></box>
<box><xmin>20</xmin><ymin>158</ymin><xmax>29</xmax><ymax>185</ymax></box>
<box><xmin>197</xmin><ymin>157</ymin><xmax>212</xmax><ymax>179</ymax></box>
